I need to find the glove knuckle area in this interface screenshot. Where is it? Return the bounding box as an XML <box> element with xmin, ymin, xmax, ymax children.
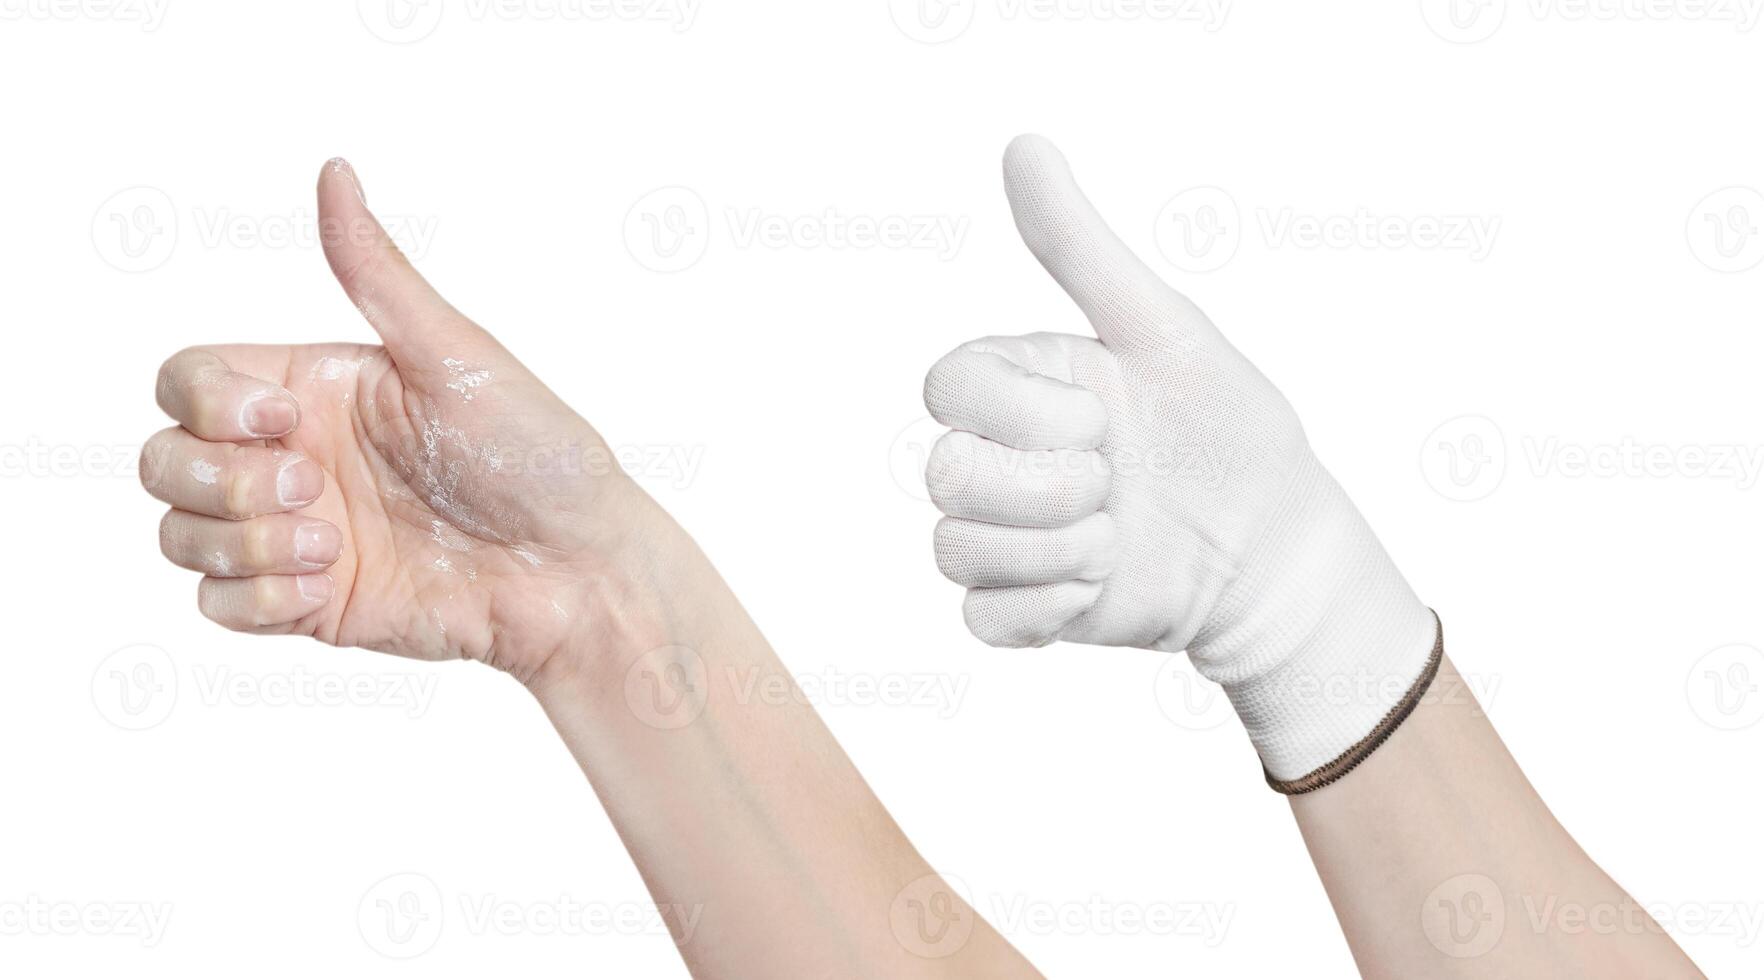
<box><xmin>962</xmin><ymin>580</ymin><xmax>1102</xmax><ymax>648</ymax></box>
<box><xmin>924</xmin><ymin>347</ymin><xmax>1106</xmax><ymax>451</ymax></box>
<box><xmin>924</xmin><ymin>430</ymin><xmax>1108</xmax><ymax>527</ymax></box>
<box><xmin>934</xmin><ymin>513</ymin><xmax>1116</xmax><ymax>588</ymax></box>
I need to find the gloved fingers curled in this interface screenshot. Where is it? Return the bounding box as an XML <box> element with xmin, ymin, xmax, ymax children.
<box><xmin>962</xmin><ymin>580</ymin><xmax>1102</xmax><ymax>648</ymax></box>
<box><xmin>925</xmin><ymin>430</ymin><xmax>1110</xmax><ymax>528</ymax></box>
<box><xmin>934</xmin><ymin>513</ymin><xmax>1116</xmax><ymax>588</ymax></box>
<box><xmin>924</xmin><ymin>346</ymin><xmax>1107</xmax><ymax>451</ymax></box>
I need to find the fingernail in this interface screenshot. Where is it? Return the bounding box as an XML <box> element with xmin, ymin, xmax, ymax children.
<box><xmin>295</xmin><ymin>522</ymin><xmax>342</xmax><ymax>565</ymax></box>
<box><xmin>276</xmin><ymin>455</ymin><xmax>323</xmax><ymax>508</ymax></box>
<box><xmin>328</xmin><ymin>157</ymin><xmax>366</xmax><ymax>206</ymax></box>
<box><xmin>297</xmin><ymin>572</ymin><xmax>334</xmax><ymax>603</ymax></box>
<box><xmin>243</xmin><ymin>394</ymin><xmax>298</xmax><ymax>437</ymax></box>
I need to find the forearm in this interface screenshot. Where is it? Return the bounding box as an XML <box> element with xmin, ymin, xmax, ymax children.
<box><xmin>526</xmin><ymin>498</ymin><xmax>1039</xmax><ymax>979</ymax></box>
<box><xmin>1288</xmin><ymin>654</ymin><xmax>1701</xmax><ymax>979</ymax></box>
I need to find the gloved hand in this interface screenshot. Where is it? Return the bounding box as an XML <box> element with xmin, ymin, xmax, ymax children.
<box><xmin>923</xmin><ymin>135</ymin><xmax>1441</xmax><ymax>792</ymax></box>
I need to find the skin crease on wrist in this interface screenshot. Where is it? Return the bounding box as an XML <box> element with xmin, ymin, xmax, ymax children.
<box><xmin>140</xmin><ymin>159</ymin><xmax>1045</xmax><ymax>979</ymax></box>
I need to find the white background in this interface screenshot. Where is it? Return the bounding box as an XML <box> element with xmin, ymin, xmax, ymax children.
<box><xmin>3</xmin><ymin>0</ymin><xmax>1762</xmax><ymax>976</ymax></box>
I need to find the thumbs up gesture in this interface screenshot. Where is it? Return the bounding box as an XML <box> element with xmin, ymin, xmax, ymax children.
<box><xmin>139</xmin><ymin>160</ymin><xmax>658</xmax><ymax>686</ymax></box>
<box><xmin>924</xmin><ymin>136</ymin><xmax>1439</xmax><ymax>791</ymax></box>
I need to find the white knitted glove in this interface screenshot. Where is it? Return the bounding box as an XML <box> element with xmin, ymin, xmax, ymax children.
<box><xmin>924</xmin><ymin>135</ymin><xmax>1441</xmax><ymax>791</ymax></box>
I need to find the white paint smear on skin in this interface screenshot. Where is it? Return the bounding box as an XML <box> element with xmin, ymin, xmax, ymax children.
<box><xmin>417</xmin><ymin>415</ymin><xmax>488</xmax><ymax>535</ymax></box>
<box><xmin>311</xmin><ymin>352</ymin><xmax>380</xmax><ymax>382</ymax></box>
<box><xmin>512</xmin><ymin>548</ymin><xmax>542</xmax><ymax>567</ymax></box>
<box><xmin>409</xmin><ymin>404</ymin><xmax>527</xmax><ymax>544</ymax></box>
<box><xmin>442</xmin><ymin>358</ymin><xmax>491</xmax><ymax>402</ymax></box>
<box><xmin>431</xmin><ymin>520</ymin><xmax>473</xmax><ymax>552</ymax></box>
<box><xmin>433</xmin><ymin>555</ymin><xmax>455</xmax><ymax>574</ymax></box>
<box><xmin>189</xmin><ymin>459</ymin><xmax>219</xmax><ymax>485</ymax></box>
<box><xmin>310</xmin><ymin>356</ymin><xmax>349</xmax><ymax>381</ymax></box>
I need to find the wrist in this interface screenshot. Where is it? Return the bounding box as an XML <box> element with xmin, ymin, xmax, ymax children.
<box><xmin>526</xmin><ymin>480</ymin><xmax>722</xmax><ymax>704</ymax></box>
<box><xmin>1191</xmin><ymin>450</ymin><xmax>1440</xmax><ymax>787</ymax></box>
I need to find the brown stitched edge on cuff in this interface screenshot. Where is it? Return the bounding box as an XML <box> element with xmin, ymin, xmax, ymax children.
<box><xmin>1264</xmin><ymin>611</ymin><xmax>1445</xmax><ymax>796</ymax></box>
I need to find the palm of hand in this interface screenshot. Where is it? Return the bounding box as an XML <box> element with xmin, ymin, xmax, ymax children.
<box><xmin>278</xmin><ymin>342</ymin><xmax>616</xmax><ymax>674</ymax></box>
<box><xmin>143</xmin><ymin>161</ymin><xmax>644</xmax><ymax>684</ymax></box>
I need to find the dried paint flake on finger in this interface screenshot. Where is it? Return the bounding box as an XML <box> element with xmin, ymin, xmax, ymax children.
<box><xmin>189</xmin><ymin>459</ymin><xmax>219</xmax><ymax>485</ymax></box>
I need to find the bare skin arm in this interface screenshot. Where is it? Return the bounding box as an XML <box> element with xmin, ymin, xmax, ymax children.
<box><xmin>527</xmin><ymin>504</ymin><xmax>1038</xmax><ymax>978</ymax></box>
<box><xmin>138</xmin><ymin>160</ymin><xmax>1039</xmax><ymax>980</ymax></box>
<box><xmin>1289</xmin><ymin>655</ymin><xmax>1703</xmax><ymax>979</ymax></box>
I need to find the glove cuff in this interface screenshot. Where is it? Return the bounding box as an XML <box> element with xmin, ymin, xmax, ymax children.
<box><xmin>1259</xmin><ymin>612</ymin><xmax>1442</xmax><ymax>794</ymax></box>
